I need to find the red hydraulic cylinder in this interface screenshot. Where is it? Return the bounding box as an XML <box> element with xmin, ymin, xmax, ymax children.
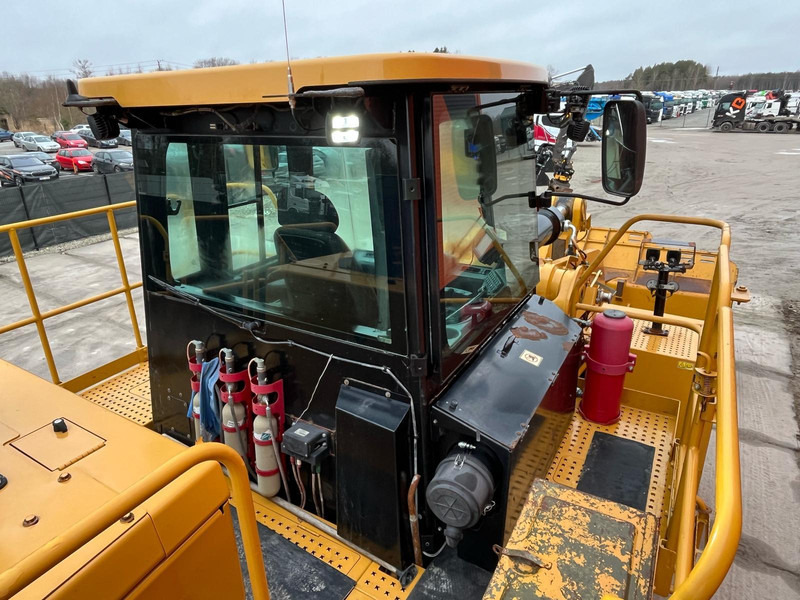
<box><xmin>579</xmin><ymin>309</ymin><xmax>637</xmax><ymax>425</ymax></box>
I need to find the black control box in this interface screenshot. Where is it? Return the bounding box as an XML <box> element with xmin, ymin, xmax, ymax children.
<box><xmin>281</xmin><ymin>421</ymin><xmax>330</xmax><ymax>466</ymax></box>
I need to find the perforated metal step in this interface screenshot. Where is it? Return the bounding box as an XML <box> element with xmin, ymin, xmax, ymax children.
<box><xmin>547</xmin><ymin>405</ymin><xmax>675</xmax><ymax>522</ymax></box>
<box><xmin>79</xmin><ymin>362</ymin><xmax>153</xmax><ymax>426</ymax></box>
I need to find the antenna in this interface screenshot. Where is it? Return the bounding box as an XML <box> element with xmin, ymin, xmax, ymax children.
<box><xmin>280</xmin><ymin>0</ymin><xmax>296</xmax><ymax>111</ymax></box>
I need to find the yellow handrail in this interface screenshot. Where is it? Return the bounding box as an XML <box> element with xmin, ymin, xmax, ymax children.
<box><xmin>572</xmin><ymin>214</ymin><xmax>741</xmax><ymax>599</ymax></box>
<box><xmin>0</xmin><ymin>201</ymin><xmax>143</xmax><ymax>386</ymax></box>
<box><xmin>0</xmin><ymin>443</ymin><xmax>270</xmax><ymax>600</ymax></box>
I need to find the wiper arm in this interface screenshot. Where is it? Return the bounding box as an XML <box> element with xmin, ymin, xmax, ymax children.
<box><xmin>148</xmin><ymin>275</ymin><xmax>263</xmax><ymax>331</ymax></box>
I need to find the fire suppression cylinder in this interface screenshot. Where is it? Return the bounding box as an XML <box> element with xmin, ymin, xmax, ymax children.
<box><xmin>187</xmin><ymin>340</ymin><xmax>205</xmax><ymax>442</ymax></box>
<box><xmin>250</xmin><ymin>358</ymin><xmax>286</xmax><ymax>498</ymax></box>
<box><xmin>219</xmin><ymin>348</ymin><xmax>252</xmax><ymax>465</ymax></box>
<box><xmin>580</xmin><ymin>309</ymin><xmax>637</xmax><ymax>425</ymax></box>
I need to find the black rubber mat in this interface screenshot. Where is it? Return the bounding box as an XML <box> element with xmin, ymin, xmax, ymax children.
<box><xmin>229</xmin><ymin>506</ymin><xmax>354</xmax><ymax>600</ymax></box>
<box><xmin>408</xmin><ymin>546</ymin><xmax>493</xmax><ymax>599</ymax></box>
<box><xmin>576</xmin><ymin>432</ymin><xmax>655</xmax><ymax>511</ymax></box>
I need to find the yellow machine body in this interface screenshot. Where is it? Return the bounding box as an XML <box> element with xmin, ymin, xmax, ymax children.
<box><xmin>0</xmin><ymin>53</ymin><xmax>746</xmax><ymax>600</ymax></box>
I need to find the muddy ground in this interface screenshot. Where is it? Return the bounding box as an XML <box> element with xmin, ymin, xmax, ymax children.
<box><xmin>0</xmin><ymin>108</ymin><xmax>798</xmax><ymax>598</ymax></box>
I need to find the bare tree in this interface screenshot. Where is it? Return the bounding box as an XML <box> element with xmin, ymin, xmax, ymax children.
<box><xmin>72</xmin><ymin>59</ymin><xmax>93</xmax><ymax>79</ymax></box>
<box><xmin>193</xmin><ymin>57</ymin><xmax>240</xmax><ymax>69</ymax></box>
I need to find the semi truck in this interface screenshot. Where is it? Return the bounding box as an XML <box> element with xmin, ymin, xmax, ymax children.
<box><xmin>0</xmin><ymin>53</ymin><xmax>745</xmax><ymax>600</ymax></box>
<box><xmin>713</xmin><ymin>90</ymin><xmax>800</xmax><ymax>132</ymax></box>
<box><xmin>642</xmin><ymin>92</ymin><xmax>664</xmax><ymax>123</ymax></box>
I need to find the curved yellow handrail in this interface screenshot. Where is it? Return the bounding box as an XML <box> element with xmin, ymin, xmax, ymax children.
<box><xmin>572</xmin><ymin>214</ymin><xmax>740</xmax><ymax>600</ymax></box>
<box><xmin>0</xmin><ymin>443</ymin><xmax>270</xmax><ymax>600</ymax></box>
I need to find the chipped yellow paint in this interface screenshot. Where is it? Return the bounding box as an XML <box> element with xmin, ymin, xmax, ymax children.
<box><xmin>484</xmin><ymin>480</ymin><xmax>658</xmax><ymax>600</ymax></box>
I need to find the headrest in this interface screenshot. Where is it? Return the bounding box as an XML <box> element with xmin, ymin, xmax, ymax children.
<box><xmin>277</xmin><ymin>176</ymin><xmax>339</xmax><ymax>229</ymax></box>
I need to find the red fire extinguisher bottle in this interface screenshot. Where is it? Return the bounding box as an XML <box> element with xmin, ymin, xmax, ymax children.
<box><xmin>580</xmin><ymin>309</ymin><xmax>637</xmax><ymax>425</ymax></box>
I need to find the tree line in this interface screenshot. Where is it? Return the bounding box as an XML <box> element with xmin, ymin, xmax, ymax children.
<box><xmin>0</xmin><ymin>57</ymin><xmax>243</xmax><ymax>131</ymax></box>
<box><xmin>597</xmin><ymin>59</ymin><xmax>800</xmax><ymax>91</ymax></box>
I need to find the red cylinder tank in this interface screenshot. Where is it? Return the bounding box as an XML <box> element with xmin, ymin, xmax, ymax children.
<box><xmin>579</xmin><ymin>309</ymin><xmax>637</xmax><ymax>425</ymax></box>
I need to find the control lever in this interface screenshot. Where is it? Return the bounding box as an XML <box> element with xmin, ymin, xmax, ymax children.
<box><xmin>639</xmin><ymin>245</ymin><xmax>694</xmax><ymax>336</ymax></box>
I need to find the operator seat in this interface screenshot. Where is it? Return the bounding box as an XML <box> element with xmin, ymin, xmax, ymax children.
<box><xmin>273</xmin><ymin>185</ymin><xmax>359</xmax><ymax>326</ymax></box>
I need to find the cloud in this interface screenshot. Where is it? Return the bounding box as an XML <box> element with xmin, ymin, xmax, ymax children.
<box><xmin>4</xmin><ymin>0</ymin><xmax>799</xmax><ymax>80</ymax></box>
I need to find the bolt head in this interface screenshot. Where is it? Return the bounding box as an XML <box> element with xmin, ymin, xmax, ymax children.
<box><xmin>23</xmin><ymin>514</ymin><xmax>39</xmax><ymax>527</ymax></box>
<box><xmin>120</xmin><ymin>512</ymin><xmax>135</xmax><ymax>524</ymax></box>
<box><xmin>58</xmin><ymin>472</ymin><xmax>71</xmax><ymax>483</ymax></box>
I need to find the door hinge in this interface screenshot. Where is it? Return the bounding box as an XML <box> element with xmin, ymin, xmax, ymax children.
<box><xmin>402</xmin><ymin>178</ymin><xmax>421</xmax><ymax>202</ymax></box>
<box><xmin>409</xmin><ymin>353</ymin><xmax>428</xmax><ymax>377</ymax></box>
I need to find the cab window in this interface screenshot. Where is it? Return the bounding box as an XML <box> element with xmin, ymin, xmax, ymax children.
<box><xmin>137</xmin><ymin>135</ymin><xmax>405</xmax><ymax>351</ymax></box>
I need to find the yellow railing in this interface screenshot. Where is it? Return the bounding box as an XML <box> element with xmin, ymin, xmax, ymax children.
<box><xmin>571</xmin><ymin>214</ymin><xmax>741</xmax><ymax>599</ymax></box>
<box><xmin>0</xmin><ymin>443</ymin><xmax>270</xmax><ymax>600</ymax></box>
<box><xmin>0</xmin><ymin>201</ymin><xmax>145</xmax><ymax>391</ymax></box>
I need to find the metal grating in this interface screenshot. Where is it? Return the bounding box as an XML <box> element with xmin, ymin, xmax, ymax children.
<box><xmin>79</xmin><ymin>363</ymin><xmax>153</xmax><ymax>426</ymax></box>
<box><xmin>353</xmin><ymin>564</ymin><xmax>423</xmax><ymax>600</ymax></box>
<box><xmin>547</xmin><ymin>406</ymin><xmax>675</xmax><ymax>520</ymax></box>
<box><xmin>630</xmin><ymin>318</ymin><xmax>698</xmax><ymax>361</ymax></box>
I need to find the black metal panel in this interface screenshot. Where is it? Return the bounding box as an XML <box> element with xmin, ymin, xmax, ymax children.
<box><xmin>431</xmin><ymin>296</ymin><xmax>582</xmax><ymax>568</ymax></box>
<box><xmin>335</xmin><ymin>383</ymin><xmax>411</xmax><ymax>569</ymax></box>
<box><xmin>577</xmin><ymin>432</ymin><xmax>655</xmax><ymax>511</ymax></box>
<box><xmin>434</xmin><ymin>297</ymin><xmax>581</xmax><ymax>449</ymax></box>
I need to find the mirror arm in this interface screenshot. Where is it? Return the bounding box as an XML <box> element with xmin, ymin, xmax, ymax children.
<box><xmin>550</xmin><ymin>191</ymin><xmax>632</xmax><ymax>207</ymax></box>
<box><xmin>548</xmin><ymin>88</ymin><xmax>644</xmax><ymax>102</ymax></box>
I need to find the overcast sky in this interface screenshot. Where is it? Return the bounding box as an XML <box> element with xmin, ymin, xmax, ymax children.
<box><xmin>3</xmin><ymin>0</ymin><xmax>798</xmax><ymax>81</ymax></box>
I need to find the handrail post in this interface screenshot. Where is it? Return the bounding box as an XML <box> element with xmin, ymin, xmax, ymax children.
<box><xmin>106</xmin><ymin>208</ymin><xmax>144</xmax><ymax>350</ymax></box>
<box><xmin>8</xmin><ymin>228</ymin><xmax>60</xmax><ymax>384</ymax></box>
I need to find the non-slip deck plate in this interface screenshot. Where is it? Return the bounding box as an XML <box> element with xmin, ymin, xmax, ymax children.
<box><xmin>576</xmin><ymin>432</ymin><xmax>655</xmax><ymax>511</ymax></box>
<box><xmin>547</xmin><ymin>405</ymin><xmax>674</xmax><ymax>520</ymax></box>
<box><xmin>79</xmin><ymin>362</ymin><xmax>153</xmax><ymax>426</ymax></box>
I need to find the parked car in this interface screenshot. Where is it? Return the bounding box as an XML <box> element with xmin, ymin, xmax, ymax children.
<box><xmin>12</xmin><ymin>131</ymin><xmax>36</xmax><ymax>148</ymax></box>
<box><xmin>0</xmin><ymin>155</ymin><xmax>59</xmax><ymax>186</ymax></box>
<box><xmin>117</xmin><ymin>129</ymin><xmax>132</xmax><ymax>146</ymax></box>
<box><xmin>21</xmin><ymin>135</ymin><xmax>60</xmax><ymax>153</ymax></box>
<box><xmin>79</xmin><ymin>130</ymin><xmax>118</xmax><ymax>148</ymax></box>
<box><xmin>55</xmin><ymin>148</ymin><xmax>94</xmax><ymax>172</ymax></box>
<box><xmin>52</xmin><ymin>131</ymin><xmax>88</xmax><ymax>149</ymax></box>
<box><xmin>0</xmin><ymin>129</ymin><xmax>14</xmax><ymax>142</ymax></box>
<box><xmin>24</xmin><ymin>151</ymin><xmax>61</xmax><ymax>172</ymax></box>
<box><xmin>71</xmin><ymin>124</ymin><xmax>91</xmax><ymax>133</ymax></box>
<box><xmin>93</xmin><ymin>150</ymin><xmax>133</xmax><ymax>173</ymax></box>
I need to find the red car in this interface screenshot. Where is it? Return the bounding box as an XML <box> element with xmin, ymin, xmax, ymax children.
<box><xmin>53</xmin><ymin>131</ymin><xmax>88</xmax><ymax>149</ymax></box>
<box><xmin>55</xmin><ymin>148</ymin><xmax>94</xmax><ymax>172</ymax></box>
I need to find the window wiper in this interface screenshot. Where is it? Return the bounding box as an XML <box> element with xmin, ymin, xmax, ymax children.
<box><xmin>148</xmin><ymin>275</ymin><xmax>262</xmax><ymax>331</ymax></box>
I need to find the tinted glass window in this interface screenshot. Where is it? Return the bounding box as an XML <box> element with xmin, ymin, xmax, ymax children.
<box><xmin>137</xmin><ymin>135</ymin><xmax>405</xmax><ymax>351</ymax></box>
<box><xmin>433</xmin><ymin>93</ymin><xmax>539</xmax><ymax>374</ymax></box>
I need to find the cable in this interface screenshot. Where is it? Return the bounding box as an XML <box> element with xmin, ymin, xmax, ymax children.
<box><xmin>311</xmin><ymin>471</ymin><xmax>322</xmax><ymax>516</ymax></box>
<box><xmin>292</xmin><ymin>459</ymin><xmax>306</xmax><ymax>510</ymax></box>
<box><xmin>297</xmin><ymin>353</ymin><xmax>332</xmax><ymax>421</ymax></box>
<box><xmin>422</xmin><ymin>540</ymin><xmax>448</xmax><ymax>559</ymax></box>
<box><xmin>316</xmin><ymin>471</ymin><xmax>325</xmax><ymax>516</ymax></box>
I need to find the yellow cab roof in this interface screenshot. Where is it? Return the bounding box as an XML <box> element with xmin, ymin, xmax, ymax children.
<box><xmin>77</xmin><ymin>53</ymin><xmax>549</xmax><ymax>108</ymax></box>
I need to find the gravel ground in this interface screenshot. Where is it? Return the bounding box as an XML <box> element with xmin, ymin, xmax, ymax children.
<box><xmin>0</xmin><ymin>110</ymin><xmax>798</xmax><ymax>598</ymax></box>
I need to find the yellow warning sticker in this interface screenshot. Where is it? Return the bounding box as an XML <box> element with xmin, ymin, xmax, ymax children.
<box><xmin>677</xmin><ymin>361</ymin><xmax>695</xmax><ymax>370</ymax></box>
<box><xmin>520</xmin><ymin>349</ymin><xmax>543</xmax><ymax>367</ymax></box>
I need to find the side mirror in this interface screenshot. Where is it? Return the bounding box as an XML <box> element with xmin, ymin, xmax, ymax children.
<box><xmin>602</xmin><ymin>99</ymin><xmax>646</xmax><ymax>197</ymax></box>
<box><xmin>465</xmin><ymin>114</ymin><xmax>497</xmax><ymax>198</ymax></box>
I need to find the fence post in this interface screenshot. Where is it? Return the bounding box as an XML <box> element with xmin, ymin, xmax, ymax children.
<box><xmin>101</xmin><ymin>173</ymin><xmax>114</xmax><ymax>205</ymax></box>
<box><xmin>17</xmin><ymin>186</ymin><xmax>40</xmax><ymax>251</ymax></box>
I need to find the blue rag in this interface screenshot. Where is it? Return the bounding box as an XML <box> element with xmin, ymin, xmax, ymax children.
<box><xmin>186</xmin><ymin>357</ymin><xmax>221</xmax><ymax>439</ymax></box>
